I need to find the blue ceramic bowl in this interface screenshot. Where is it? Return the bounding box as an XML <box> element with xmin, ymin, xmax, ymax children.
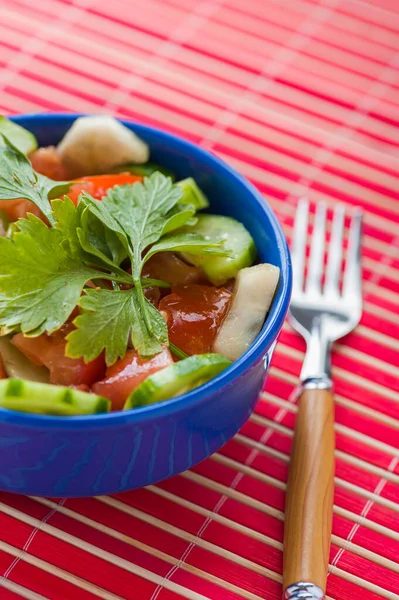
<box><xmin>0</xmin><ymin>113</ymin><xmax>291</xmax><ymax>497</ymax></box>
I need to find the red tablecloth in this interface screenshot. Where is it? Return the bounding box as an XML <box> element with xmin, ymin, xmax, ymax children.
<box><xmin>0</xmin><ymin>0</ymin><xmax>398</xmax><ymax>598</ymax></box>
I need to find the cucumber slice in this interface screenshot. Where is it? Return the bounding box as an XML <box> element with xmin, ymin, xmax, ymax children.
<box><xmin>181</xmin><ymin>214</ymin><xmax>256</xmax><ymax>285</ymax></box>
<box><xmin>0</xmin><ymin>337</ymin><xmax>49</xmax><ymax>382</ymax></box>
<box><xmin>110</xmin><ymin>162</ymin><xmax>175</xmax><ymax>180</ymax></box>
<box><xmin>214</xmin><ymin>263</ymin><xmax>280</xmax><ymax>361</ymax></box>
<box><xmin>124</xmin><ymin>353</ymin><xmax>231</xmax><ymax>409</ymax></box>
<box><xmin>0</xmin><ymin>378</ymin><xmax>110</xmax><ymax>416</ymax></box>
<box><xmin>176</xmin><ymin>178</ymin><xmax>209</xmax><ymax>209</ymax></box>
<box><xmin>0</xmin><ymin>116</ymin><xmax>38</xmax><ymax>155</ymax></box>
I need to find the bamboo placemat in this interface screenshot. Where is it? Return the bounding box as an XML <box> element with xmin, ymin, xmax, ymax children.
<box><xmin>0</xmin><ymin>0</ymin><xmax>398</xmax><ymax>598</ymax></box>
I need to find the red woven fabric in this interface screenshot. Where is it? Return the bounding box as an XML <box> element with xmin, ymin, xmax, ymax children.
<box><xmin>0</xmin><ymin>0</ymin><xmax>398</xmax><ymax>598</ymax></box>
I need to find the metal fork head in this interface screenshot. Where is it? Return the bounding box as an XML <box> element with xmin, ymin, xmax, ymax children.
<box><xmin>288</xmin><ymin>199</ymin><xmax>363</xmax><ymax>384</ymax></box>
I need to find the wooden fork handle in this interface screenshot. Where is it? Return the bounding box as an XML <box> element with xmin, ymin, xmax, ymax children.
<box><xmin>283</xmin><ymin>388</ymin><xmax>335</xmax><ymax>599</ymax></box>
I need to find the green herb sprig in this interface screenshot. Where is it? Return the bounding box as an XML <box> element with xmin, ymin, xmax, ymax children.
<box><xmin>0</xmin><ymin>143</ymin><xmax>228</xmax><ymax>364</ymax></box>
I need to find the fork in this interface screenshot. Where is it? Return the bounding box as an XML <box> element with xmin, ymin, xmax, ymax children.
<box><xmin>283</xmin><ymin>199</ymin><xmax>363</xmax><ymax>600</ymax></box>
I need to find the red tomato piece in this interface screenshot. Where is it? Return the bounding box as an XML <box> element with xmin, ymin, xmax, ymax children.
<box><xmin>29</xmin><ymin>146</ymin><xmax>67</xmax><ymax>181</ymax></box>
<box><xmin>0</xmin><ymin>356</ymin><xmax>6</xmax><ymax>379</ymax></box>
<box><xmin>142</xmin><ymin>252</ymin><xmax>205</xmax><ymax>288</ymax></box>
<box><xmin>0</xmin><ymin>199</ymin><xmax>42</xmax><ymax>222</ymax></box>
<box><xmin>92</xmin><ymin>347</ymin><xmax>173</xmax><ymax>410</ymax></box>
<box><xmin>143</xmin><ymin>286</ymin><xmax>161</xmax><ymax>307</ymax></box>
<box><xmin>12</xmin><ymin>324</ymin><xmax>105</xmax><ymax>387</ymax></box>
<box><xmin>159</xmin><ymin>285</ymin><xmax>232</xmax><ymax>356</ymax></box>
<box><xmin>66</xmin><ymin>173</ymin><xmax>143</xmax><ymax>205</ymax></box>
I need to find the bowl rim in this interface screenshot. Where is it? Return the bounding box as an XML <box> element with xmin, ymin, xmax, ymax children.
<box><xmin>0</xmin><ymin>112</ymin><xmax>292</xmax><ymax>428</ymax></box>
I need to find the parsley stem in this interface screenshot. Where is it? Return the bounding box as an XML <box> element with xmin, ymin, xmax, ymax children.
<box><xmin>132</xmin><ymin>249</ymin><xmax>154</xmax><ymax>334</ymax></box>
<box><xmin>169</xmin><ymin>343</ymin><xmax>189</xmax><ymax>360</ymax></box>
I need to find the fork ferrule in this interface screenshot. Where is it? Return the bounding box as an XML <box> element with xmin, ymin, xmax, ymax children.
<box><xmin>302</xmin><ymin>376</ymin><xmax>332</xmax><ymax>390</ymax></box>
<box><xmin>299</xmin><ymin>317</ymin><xmax>332</xmax><ymax>389</ymax></box>
<box><xmin>283</xmin><ymin>582</ymin><xmax>324</xmax><ymax>600</ymax></box>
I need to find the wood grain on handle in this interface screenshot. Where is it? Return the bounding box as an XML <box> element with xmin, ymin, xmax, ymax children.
<box><xmin>283</xmin><ymin>388</ymin><xmax>335</xmax><ymax>593</ymax></box>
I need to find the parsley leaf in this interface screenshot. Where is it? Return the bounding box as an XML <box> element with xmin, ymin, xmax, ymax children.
<box><xmin>52</xmin><ymin>198</ymin><xmax>132</xmax><ymax>283</ymax></box>
<box><xmin>0</xmin><ymin>215</ymin><xmax>100</xmax><ymax>335</ymax></box>
<box><xmin>144</xmin><ymin>232</ymin><xmax>230</xmax><ymax>263</ymax></box>
<box><xmin>82</xmin><ymin>174</ymin><xmax>185</xmax><ymax>257</ymax></box>
<box><xmin>77</xmin><ymin>206</ymin><xmax>128</xmax><ymax>274</ymax></box>
<box><xmin>0</xmin><ymin>135</ymin><xmax>71</xmax><ymax>225</ymax></box>
<box><xmin>66</xmin><ymin>288</ymin><xmax>168</xmax><ymax>364</ymax></box>
<box><xmin>83</xmin><ymin>173</ymin><xmax>226</xmax><ymax>341</ymax></box>
<box><xmin>0</xmin><ymin>167</ymin><xmax>227</xmax><ymax>365</ymax></box>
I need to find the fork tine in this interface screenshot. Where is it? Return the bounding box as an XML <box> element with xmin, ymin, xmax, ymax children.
<box><xmin>325</xmin><ymin>204</ymin><xmax>345</xmax><ymax>295</ymax></box>
<box><xmin>306</xmin><ymin>202</ymin><xmax>326</xmax><ymax>294</ymax></box>
<box><xmin>291</xmin><ymin>198</ymin><xmax>309</xmax><ymax>293</ymax></box>
<box><xmin>343</xmin><ymin>208</ymin><xmax>363</xmax><ymax>300</ymax></box>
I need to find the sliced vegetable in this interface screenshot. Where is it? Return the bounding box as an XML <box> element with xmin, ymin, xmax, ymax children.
<box><xmin>0</xmin><ymin>336</ymin><xmax>49</xmax><ymax>382</ymax></box>
<box><xmin>66</xmin><ymin>173</ymin><xmax>143</xmax><ymax>204</ymax></box>
<box><xmin>57</xmin><ymin>116</ymin><xmax>150</xmax><ymax>177</ymax></box>
<box><xmin>181</xmin><ymin>214</ymin><xmax>256</xmax><ymax>285</ymax></box>
<box><xmin>214</xmin><ymin>263</ymin><xmax>280</xmax><ymax>361</ymax></box>
<box><xmin>0</xmin><ymin>355</ymin><xmax>6</xmax><ymax>379</ymax></box>
<box><xmin>159</xmin><ymin>285</ymin><xmax>231</xmax><ymax>356</ymax></box>
<box><xmin>92</xmin><ymin>346</ymin><xmax>174</xmax><ymax>410</ymax></box>
<box><xmin>111</xmin><ymin>162</ymin><xmax>175</xmax><ymax>180</ymax></box>
<box><xmin>176</xmin><ymin>178</ymin><xmax>209</xmax><ymax>209</ymax></box>
<box><xmin>12</xmin><ymin>325</ymin><xmax>105</xmax><ymax>387</ymax></box>
<box><xmin>29</xmin><ymin>147</ymin><xmax>67</xmax><ymax>181</ymax></box>
<box><xmin>0</xmin><ymin>199</ymin><xmax>42</xmax><ymax>222</ymax></box>
<box><xmin>0</xmin><ymin>378</ymin><xmax>110</xmax><ymax>415</ymax></box>
<box><xmin>142</xmin><ymin>252</ymin><xmax>205</xmax><ymax>287</ymax></box>
<box><xmin>0</xmin><ymin>116</ymin><xmax>38</xmax><ymax>155</ymax></box>
<box><xmin>124</xmin><ymin>353</ymin><xmax>231</xmax><ymax>408</ymax></box>
<box><xmin>0</xmin><ymin>209</ymin><xmax>10</xmax><ymax>236</ymax></box>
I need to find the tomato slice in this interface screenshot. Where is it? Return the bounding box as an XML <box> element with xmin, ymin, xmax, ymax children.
<box><xmin>66</xmin><ymin>173</ymin><xmax>143</xmax><ymax>205</ymax></box>
<box><xmin>159</xmin><ymin>285</ymin><xmax>232</xmax><ymax>356</ymax></box>
<box><xmin>142</xmin><ymin>252</ymin><xmax>205</xmax><ymax>288</ymax></box>
<box><xmin>92</xmin><ymin>347</ymin><xmax>174</xmax><ymax>410</ymax></box>
<box><xmin>0</xmin><ymin>356</ymin><xmax>6</xmax><ymax>379</ymax></box>
<box><xmin>0</xmin><ymin>199</ymin><xmax>42</xmax><ymax>222</ymax></box>
<box><xmin>12</xmin><ymin>324</ymin><xmax>105</xmax><ymax>387</ymax></box>
<box><xmin>29</xmin><ymin>147</ymin><xmax>67</xmax><ymax>181</ymax></box>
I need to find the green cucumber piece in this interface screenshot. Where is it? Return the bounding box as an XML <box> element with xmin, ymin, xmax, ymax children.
<box><xmin>0</xmin><ymin>378</ymin><xmax>110</xmax><ymax>416</ymax></box>
<box><xmin>181</xmin><ymin>214</ymin><xmax>256</xmax><ymax>285</ymax></box>
<box><xmin>0</xmin><ymin>337</ymin><xmax>49</xmax><ymax>383</ymax></box>
<box><xmin>0</xmin><ymin>116</ymin><xmax>38</xmax><ymax>155</ymax></box>
<box><xmin>176</xmin><ymin>178</ymin><xmax>209</xmax><ymax>209</ymax></box>
<box><xmin>124</xmin><ymin>353</ymin><xmax>231</xmax><ymax>409</ymax></box>
<box><xmin>110</xmin><ymin>162</ymin><xmax>175</xmax><ymax>180</ymax></box>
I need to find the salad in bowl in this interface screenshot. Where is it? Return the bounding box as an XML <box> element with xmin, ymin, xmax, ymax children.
<box><xmin>0</xmin><ymin>115</ymin><xmax>280</xmax><ymax>417</ymax></box>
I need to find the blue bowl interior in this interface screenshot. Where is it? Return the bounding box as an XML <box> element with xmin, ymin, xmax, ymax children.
<box><xmin>3</xmin><ymin>113</ymin><xmax>292</xmax><ymax>427</ymax></box>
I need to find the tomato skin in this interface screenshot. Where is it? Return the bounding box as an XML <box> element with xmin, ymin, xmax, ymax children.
<box><xmin>66</xmin><ymin>173</ymin><xmax>143</xmax><ymax>205</ymax></box>
<box><xmin>29</xmin><ymin>147</ymin><xmax>67</xmax><ymax>181</ymax></box>
<box><xmin>0</xmin><ymin>356</ymin><xmax>6</xmax><ymax>379</ymax></box>
<box><xmin>0</xmin><ymin>199</ymin><xmax>42</xmax><ymax>222</ymax></box>
<box><xmin>142</xmin><ymin>252</ymin><xmax>205</xmax><ymax>288</ymax></box>
<box><xmin>92</xmin><ymin>347</ymin><xmax>173</xmax><ymax>410</ymax></box>
<box><xmin>12</xmin><ymin>325</ymin><xmax>106</xmax><ymax>387</ymax></box>
<box><xmin>159</xmin><ymin>285</ymin><xmax>232</xmax><ymax>356</ymax></box>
